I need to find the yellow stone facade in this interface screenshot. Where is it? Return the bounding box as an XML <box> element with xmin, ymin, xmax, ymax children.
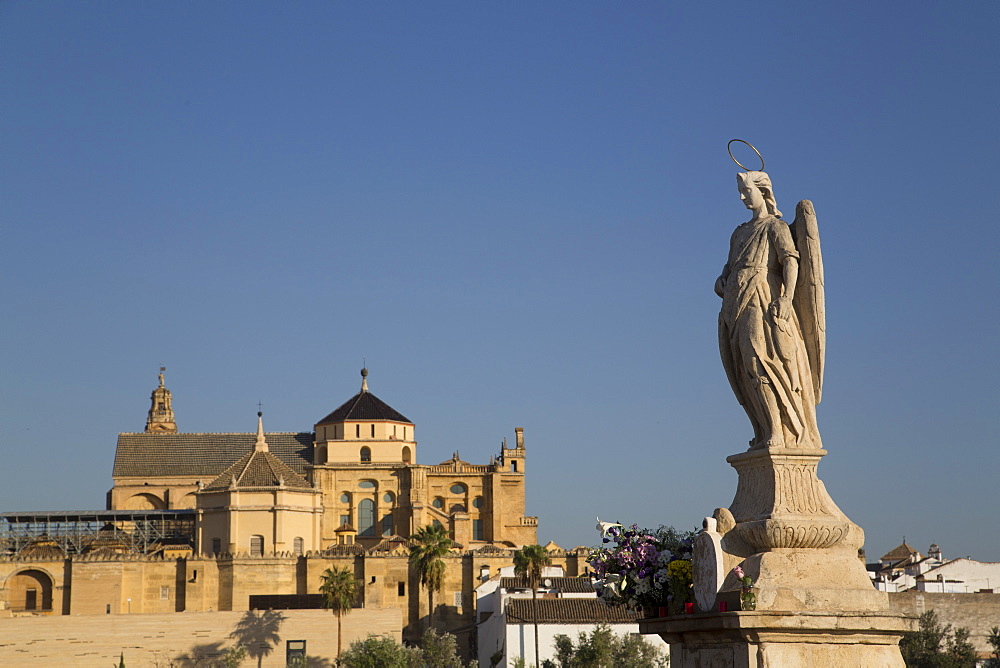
<box><xmin>0</xmin><ymin>369</ymin><xmax>583</xmax><ymax>653</ymax></box>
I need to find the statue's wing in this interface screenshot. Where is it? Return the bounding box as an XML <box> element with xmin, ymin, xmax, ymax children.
<box><xmin>790</xmin><ymin>200</ymin><xmax>825</xmax><ymax>403</ymax></box>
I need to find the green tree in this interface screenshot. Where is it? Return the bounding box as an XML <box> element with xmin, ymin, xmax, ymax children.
<box><xmin>988</xmin><ymin>626</ymin><xmax>1000</xmax><ymax>668</ymax></box>
<box><xmin>221</xmin><ymin>645</ymin><xmax>247</xmax><ymax>668</ymax></box>
<box><xmin>337</xmin><ymin>629</ymin><xmax>474</xmax><ymax>668</ymax></box>
<box><xmin>900</xmin><ymin>609</ymin><xmax>977</xmax><ymax>668</ymax></box>
<box><xmin>552</xmin><ymin>624</ymin><xmax>667</xmax><ymax>668</ymax></box>
<box><xmin>417</xmin><ymin>628</ymin><xmax>464</xmax><ymax>668</ymax></box>
<box><xmin>336</xmin><ymin>634</ymin><xmax>419</xmax><ymax>668</ymax></box>
<box><xmin>320</xmin><ymin>566</ymin><xmax>359</xmax><ymax>660</ymax></box>
<box><xmin>514</xmin><ymin>544</ymin><xmax>551</xmax><ymax>668</ymax></box>
<box><xmin>409</xmin><ymin>523</ymin><xmax>452</xmax><ymax>631</ymax></box>
<box><xmin>947</xmin><ymin>626</ymin><xmax>977</xmax><ymax>667</ymax></box>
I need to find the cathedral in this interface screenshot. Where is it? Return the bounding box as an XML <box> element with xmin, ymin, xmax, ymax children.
<box><xmin>0</xmin><ymin>370</ymin><xmax>588</xmax><ymax>649</ymax></box>
<box><xmin>111</xmin><ymin>367</ymin><xmax>537</xmax><ymax>553</ymax></box>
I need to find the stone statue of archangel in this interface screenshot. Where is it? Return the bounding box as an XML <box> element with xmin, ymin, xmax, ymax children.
<box><xmin>714</xmin><ymin>163</ymin><xmax>825</xmax><ymax>450</ymax></box>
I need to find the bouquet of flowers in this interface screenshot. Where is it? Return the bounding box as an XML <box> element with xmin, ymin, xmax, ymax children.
<box><xmin>587</xmin><ymin>521</ymin><xmax>695</xmax><ymax>614</ymax></box>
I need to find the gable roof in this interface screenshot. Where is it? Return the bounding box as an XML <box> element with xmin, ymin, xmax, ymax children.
<box><xmin>202</xmin><ymin>448</ymin><xmax>313</xmax><ymax>491</ymax></box>
<box><xmin>113</xmin><ymin>432</ymin><xmax>313</xmax><ymax>479</ymax></box>
<box><xmin>505</xmin><ymin>598</ymin><xmax>640</xmax><ymax>624</ymax></box>
<box><xmin>316</xmin><ymin>390</ymin><xmax>411</xmax><ymax>425</ymax></box>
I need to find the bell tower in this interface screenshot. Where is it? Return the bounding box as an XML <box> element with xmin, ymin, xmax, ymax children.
<box><xmin>145</xmin><ymin>367</ymin><xmax>177</xmax><ymax>433</ymax></box>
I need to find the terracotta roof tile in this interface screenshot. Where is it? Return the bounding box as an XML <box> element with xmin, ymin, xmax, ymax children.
<box><xmin>202</xmin><ymin>448</ymin><xmax>313</xmax><ymax>491</ymax></box>
<box><xmin>505</xmin><ymin>598</ymin><xmax>640</xmax><ymax>624</ymax></box>
<box><xmin>880</xmin><ymin>541</ymin><xmax>921</xmax><ymax>562</ymax></box>
<box><xmin>113</xmin><ymin>433</ymin><xmax>313</xmax><ymax>478</ymax></box>
<box><xmin>501</xmin><ymin>577</ymin><xmax>596</xmax><ymax>594</ymax></box>
<box><xmin>316</xmin><ymin>391</ymin><xmax>411</xmax><ymax>425</ymax></box>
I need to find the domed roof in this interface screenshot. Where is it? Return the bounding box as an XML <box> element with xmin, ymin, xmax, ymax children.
<box><xmin>316</xmin><ymin>369</ymin><xmax>411</xmax><ymax>425</ymax></box>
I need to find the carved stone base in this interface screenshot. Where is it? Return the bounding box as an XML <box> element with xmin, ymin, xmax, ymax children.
<box><xmin>639</xmin><ymin>610</ymin><xmax>914</xmax><ymax>668</ymax></box>
<box><xmin>726</xmin><ymin>448</ymin><xmax>856</xmax><ymax>552</ymax></box>
<box><xmin>717</xmin><ymin>447</ymin><xmax>887</xmax><ymax>614</ymax></box>
<box><xmin>721</xmin><ymin>549</ymin><xmax>889</xmax><ymax>613</ymax></box>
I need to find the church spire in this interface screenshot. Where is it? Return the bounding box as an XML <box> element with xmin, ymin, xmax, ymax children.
<box><xmin>254</xmin><ymin>411</ymin><xmax>269</xmax><ymax>452</ymax></box>
<box><xmin>145</xmin><ymin>367</ymin><xmax>177</xmax><ymax>433</ymax></box>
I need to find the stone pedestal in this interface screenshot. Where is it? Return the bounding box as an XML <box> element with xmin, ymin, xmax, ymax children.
<box><xmin>639</xmin><ymin>610</ymin><xmax>914</xmax><ymax>668</ymax></box>
<box><xmin>646</xmin><ymin>445</ymin><xmax>916</xmax><ymax>666</ymax></box>
<box><xmin>718</xmin><ymin>447</ymin><xmax>887</xmax><ymax>613</ymax></box>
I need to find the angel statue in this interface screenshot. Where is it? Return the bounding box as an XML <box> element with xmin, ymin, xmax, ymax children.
<box><xmin>715</xmin><ymin>141</ymin><xmax>825</xmax><ymax>450</ymax></box>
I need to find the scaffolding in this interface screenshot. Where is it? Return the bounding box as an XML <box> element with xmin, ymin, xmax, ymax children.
<box><xmin>0</xmin><ymin>509</ymin><xmax>197</xmax><ymax>557</ymax></box>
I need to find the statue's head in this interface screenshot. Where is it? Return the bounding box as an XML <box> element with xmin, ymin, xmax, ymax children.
<box><xmin>737</xmin><ymin>171</ymin><xmax>782</xmax><ymax>218</ymax></box>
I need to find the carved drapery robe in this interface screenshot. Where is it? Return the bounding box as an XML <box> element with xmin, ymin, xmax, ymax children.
<box><xmin>718</xmin><ymin>216</ymin><xmax>821</xmax><ymax>449</ymax></box>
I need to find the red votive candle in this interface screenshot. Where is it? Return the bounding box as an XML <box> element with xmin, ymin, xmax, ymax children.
<box><xmin>718</xmin><ymin>601</ymin><xmax>728</xmax><ymax>612</ymax></box>
<box><xmin>684</xmin><ymin>602</ymin><xmax>694</xmax><ymax>614</ymax></box>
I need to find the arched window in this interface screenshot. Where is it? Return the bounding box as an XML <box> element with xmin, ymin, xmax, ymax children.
<box><xmin>432</xmin><ymin>519</ymin><xmax>443</xmax><ymax>530</ymax></box>
<box><xmin>402</xmin><ymin>446</ymin><xmax>412</xmax><ymax>464</ymax></box>
<box><xmin>250</xmin><ymin>535</ymin><xmax>264</xmax><ymax>557</ymax></box>
<box><xmin>293</xmin><ymin>537</ymin><xmax>304</xmax><ymax>556</ymax></box>
<box><xmin>358</xmin><ymin>499</ymin><xmax>376</xmax><ymax>537</ymax></box>
<box><xmin>382</xmin><ymin>513</ymin><xmax>394</xmax><ymax>536</ymax></box>
<box><xmin>360</xmin><ymin>446</ymin><xmax>371</xmax><ymax>462</ymax></box>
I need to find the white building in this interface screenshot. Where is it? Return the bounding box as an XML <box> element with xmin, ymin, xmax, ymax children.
<box><xmin>870</xmin><ymin>541</ymin><xmax>999</xmax><ymax>594</ymax></box>
<box><xmin>475</xmin><ymin>565</ymin><xmax>667</xmax><ymax>667</ymax></box>
<box><xmin>916</xmin><ymin>558</ymin><xmax>1000</xmax><ymax>593</ymax></box>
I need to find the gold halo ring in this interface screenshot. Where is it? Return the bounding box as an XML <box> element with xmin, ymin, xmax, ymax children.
<box><xmin>728</xmin><ymin>139</ymin><xmax>765</xmax><ymax>172</ymax></box>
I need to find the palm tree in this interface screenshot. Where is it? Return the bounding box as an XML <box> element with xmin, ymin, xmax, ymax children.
<box><xmin>514</xmin><ymin>544</ymin><xmax>551</xmax><ymax>668</ymax></box>
<box><xmin>408</xmin><ymin>523</ymin><xmax>452</xmax><ymax>631</ymax></box>
<box><xmin>319</xmin><ymin>566</ymin><xmax>358</xmax><ymax>659</ymax></box>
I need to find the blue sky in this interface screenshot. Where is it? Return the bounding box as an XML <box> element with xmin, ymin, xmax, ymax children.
<box><xmin>2</xmin><ymin>2</ymin><xmax>997</xmax><ymax>563</ymax></box>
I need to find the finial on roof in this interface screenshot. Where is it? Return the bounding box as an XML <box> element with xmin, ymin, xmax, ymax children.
<box><xmin>361</xmin><ymin>367</ymin><xmax>369</xmax><ymax>392</ymax></box>
<box><xmin>158</xmin><ymin>366</ymin><xmax>166</xmax><ymax>387</ymax></box>
<box><xmin>255</xmin><ymin>411</ymin><xmax>269</xmax><ymax>452</ymax></box>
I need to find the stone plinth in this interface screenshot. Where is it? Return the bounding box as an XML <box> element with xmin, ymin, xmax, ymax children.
<box><xmin>716</xmin><ymin>447</ymin><xmax>887</xmax><ymax>614</ymax></box>
<box><xmin>639</xmin><ymin>610</ymin><xmax>914</xmax><ymax>668</ymax></box>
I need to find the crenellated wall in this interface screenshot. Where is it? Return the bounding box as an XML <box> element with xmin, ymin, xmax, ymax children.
<box><xmin>0</xmin><ymin>546</ymin><xmax>590</xmax><ymax>652</ymax></box>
